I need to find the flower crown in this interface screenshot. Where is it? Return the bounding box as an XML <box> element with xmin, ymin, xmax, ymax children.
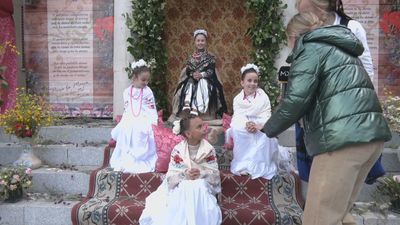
<box><xmin>240</xmin><ymin>63</ymin><xmax>260</xmax><ymax>75</ymax></box>
<box><xmin>131</xmin><ymin>59</ymin><xmax>148</xmax><ymax>70</ymax></box>
<box><xmin>193</xmin><ymin>29</ymin><xmax>208</xmax><ymax>38</ymax></box>
<box><xmin>172</xmin><ymin>120</ymin><xmax>181</xmax><ymax>135</ymax></box>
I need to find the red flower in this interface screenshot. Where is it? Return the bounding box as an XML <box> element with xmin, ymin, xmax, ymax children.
<box><xmin>15</xmin><ymin>124</ymin><xmax>23</xmax><ymax>131</ymax></box>
<box><xmin>24</xmin><ymin>129</ymin><xmax>33</xmax><ymax>137</ymax></box>
<box><xmin>173</xmin><ymin>154</ymin><xmax>183</xmax><ymax>164</ymax></box>
<box><xmin>206</xmin><ymin>155</ymin><xmax>216</xmax><ymax>163</ymax></box>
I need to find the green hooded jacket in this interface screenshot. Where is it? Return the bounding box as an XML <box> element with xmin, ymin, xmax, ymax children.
<box><xmin>263</xmin><ymin>25</ymin><xmax>391</xmax><ymax>156</ymax></box>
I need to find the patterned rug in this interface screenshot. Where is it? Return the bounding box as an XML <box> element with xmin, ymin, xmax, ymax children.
<box><xmin>71</xmin><ymin>146</ymin><xmax>304</xmax><ymax>225</ymax></box>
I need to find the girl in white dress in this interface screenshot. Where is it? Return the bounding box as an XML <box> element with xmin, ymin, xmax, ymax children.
<box><xmin>110</xmin><ymin>59</ymin><xmax>158</xmax><ymax>173</ymax></box>
<box><xmin>140</xmin><ymin>115</ymin><xmax>222</xmax><ymax>225</ymax></box>
<box><xmin>226</xmin><ymin>64</ymin><xmax>279</xmax><ymax>179</ymax></box>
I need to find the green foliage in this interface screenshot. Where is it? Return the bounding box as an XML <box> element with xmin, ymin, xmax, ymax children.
<box><xmin>375</xmin><ymin>176</ymin><xmax>400</xmax><ymax>212</ymax></box>
<box><xmin>125</xmin><ymin>0</ymin><xmax>168</xmax><ymax>111</ymax></box>
<box><xmin>246</xmin><ymin>0</ymin><xmax>287</xmax><ymax>108</ymax></box>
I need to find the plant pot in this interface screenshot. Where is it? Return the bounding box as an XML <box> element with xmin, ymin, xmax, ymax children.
<box><xmin>13</xmin><ymin>138</ymin><xmax>42</xmax><ymax>169</ymax></box>
<box><xmin>4</xmin><ymin>185</ymin><xmax>23</xmax><ymax>203</ymax></box>
<box><xmin>390</xmin><ymin>199</ymin><xmax>400</xmax><ymax>214</ymax></box>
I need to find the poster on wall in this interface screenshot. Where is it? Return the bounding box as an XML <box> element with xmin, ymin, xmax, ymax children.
<box><xmin>24</xmin><ymin>0</ymin><xmax>114</xmax><ymax>117</ymax></box>
<box><xmin>343</xmin><ymin>0</ymin><xmax>400</xmax><ymax>96</ymax></box>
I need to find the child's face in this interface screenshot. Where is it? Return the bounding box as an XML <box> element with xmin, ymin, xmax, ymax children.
<box><xmin>241</xmin><ymin>72</ymin><xmax>258</xmax><ymax>96</ymax></box>
<box><xmin>185</xmin><ymin>117</ymin><xmax>206</xmax><ymax>142</ymax></box>
<box><xmin>194</xmin><ymin>34</ymin><xmax>207</xmax><ymax>50</ymax></box>
<box><xmin>132</xmin><ymin>71</ymin><xmax>150</xmax><ymax>88</ymax></box>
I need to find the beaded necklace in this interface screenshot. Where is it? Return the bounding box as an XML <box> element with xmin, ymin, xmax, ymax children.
<box><xmin>130</xmin><ymin>85</ymin><xmax>143</xmax><ymax>117</ymax></box>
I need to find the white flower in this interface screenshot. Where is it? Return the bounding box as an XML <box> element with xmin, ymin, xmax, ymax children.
<box><xmin>172</xmin><ymin>120</ymin><xmax>181</xmax><ymax>135</ymax></box>
<box><xmin>240</xmin><ymin>63</ymin><xmax>260</xmax><ymax>75</ymax></box>
<box><xmin>193</xmin><ymin>29</ymin><xmax>207</xmax><ymax>38</ymax></box>
<box><xmin>131</xmin><ymin>59</ymin><xmax>148</xmax><ymax>70</ymax></box>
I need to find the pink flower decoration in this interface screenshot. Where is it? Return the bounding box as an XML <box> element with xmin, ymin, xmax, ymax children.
<box><xmin>9</xmin><ymin>184</ymin><xmax>17</xmax><ymax>191</ymax></box>
<box><xmin>12</xmin><ymin>174</ymin><xmax>20</xmax><ymax>181</ymax></box>
<box><xmin>25</xmin><ymin>168</ymin><xmax>32</xmax><ymax>175</ymax></box>
<box><xmin>393</xmin><ymin>175</ymin><xmax>400</xmax><ymax>183</ymax></box>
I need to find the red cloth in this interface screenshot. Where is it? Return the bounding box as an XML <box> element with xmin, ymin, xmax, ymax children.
<box><xmin>0</xmin><ymin>15</ymin><xmax>16</xmax><ymax>113</ymax></box>
<box><xmin>0</xmin><ymin>0</ymin><xmax>13</xmax><ymax>17</ymax></box>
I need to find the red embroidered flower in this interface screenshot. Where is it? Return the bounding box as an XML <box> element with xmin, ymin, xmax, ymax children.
<box><xmin>206</xmin><ymin>155</ymin><xmax>216</xmax><ymax>163</ymax></box>
<box><xmin>173</xmin><ymin>154</ymin><xmax>183</xmax><ymax>164</ymax></box>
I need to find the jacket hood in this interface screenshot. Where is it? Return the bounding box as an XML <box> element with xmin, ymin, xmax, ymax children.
<box><xmin>287</xmin><ymin>25</ymin><xmax>364</xmax><ymax>63</ymax></box>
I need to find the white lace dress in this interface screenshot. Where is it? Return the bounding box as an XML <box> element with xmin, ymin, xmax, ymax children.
<box><xmin>110</xmin><ymin>85</ymin><xmax>158</xmax><ymax>173</ymax></box>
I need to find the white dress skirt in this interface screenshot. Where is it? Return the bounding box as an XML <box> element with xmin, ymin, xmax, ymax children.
<box><xmin>227</xmin><ymin>88</ymin><xmax>279</xmax><ymax>179</ymax></box>
<box><xmin>110</xmin><ymin>86</ymin><xmax>158</xmax><ymax>173</ymax></box>
<box><xmin>227</xmin><ymin>127</ymin><xmax>279</xmax><ymax>179</ymax></box>
<box><xmin>139</xmin><ymin>179</ymin><xmax>222</xmax><ymax>225</ymax></box>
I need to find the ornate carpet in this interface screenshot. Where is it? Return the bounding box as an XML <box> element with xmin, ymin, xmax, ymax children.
<box><xmin>71</xmin><ymin>146</ymin><xmax>304</xmax><ymax>225</ymax></box>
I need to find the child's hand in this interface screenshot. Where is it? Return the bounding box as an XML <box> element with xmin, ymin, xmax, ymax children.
<box><xmin>245</xmin><ymin>121</ymin><xmax>258</xmax><ymax>133</ymax></box>
<box><xmin>186</xmin><ymin>168</ymin><xmax>200</xmax><ymax>180</ymax></box>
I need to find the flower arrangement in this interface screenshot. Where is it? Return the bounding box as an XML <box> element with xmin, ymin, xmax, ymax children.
<box><xmin>375</xmin><ymin>175</ymin><xmax>400</xmax><ymax>213</ymax></box>
<box><xmin>382</xmin><ymin>90</ymin><xmax>400</xmax><ymax>133</ymax></box>
<box><xmin>0</xmin><ymin>87</ymin><xmax>55</xmax><ymax>138</ymax></box>
<box><xmin>0</xmin><ymin>166</ymin><xmax>33</xmax><ymax>201</ymax></box>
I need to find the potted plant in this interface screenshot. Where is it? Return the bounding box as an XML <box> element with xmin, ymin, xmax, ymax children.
<box><xmin>0</xmin><ymin>87</ymin><xmax>55</xmax><ymax>169</ymax></box>
<box><xmin>0</xmin><ymin>166</ymin><xmax>33</xmax><ymax>203</ymax></box>
<box><xmin>375</xmin><ymin>175</ymin><xmax>400</xmax><ymax>213</ymax></box>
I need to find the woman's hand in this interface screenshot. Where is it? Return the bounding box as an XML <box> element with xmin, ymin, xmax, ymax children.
<box><xmin>186</xmin><ymin>168</ymin><xmax>201</xmax><ymax>180</ymax></box>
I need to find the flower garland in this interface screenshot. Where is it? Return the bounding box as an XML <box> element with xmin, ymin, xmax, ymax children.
<box><xmin>125</xmin><ymin>0</ymin><xmax>287</xmax><ymax>111</ymax></box>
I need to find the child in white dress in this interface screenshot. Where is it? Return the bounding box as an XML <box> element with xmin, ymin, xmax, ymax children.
<box><xmin>226</xmin><ymin>64</ymin><xmax>279</xmax><ymax>179</ymax></box>
<box><xmin>140</xmin><ymin>115</ymin><xmax>222</xmax><ymax>225</ymax></box>
<box><xmin>110</xmin><ymin>59</ymin><xmax>158</xmax><ymax>173</ymax></box>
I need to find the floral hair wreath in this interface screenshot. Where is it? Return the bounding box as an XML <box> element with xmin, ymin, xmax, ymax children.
<box><xmin>193</xmin><ymin>29</ymin><xmax>208</xmax><ymax>38</ymax></box>
<box><xmin>131</xmin><ymin>59</ymin><xmax>148</xmax><ymax>70</ymax></box>
<box><xmin>172</xmin><ymin>120</ymin><xmax>181</xmax><ymax>135</ymax></box>
<box><xmin>240</xmin><ymin>63</ymin><xmax>260</xmax><ymax>75</ymax></box>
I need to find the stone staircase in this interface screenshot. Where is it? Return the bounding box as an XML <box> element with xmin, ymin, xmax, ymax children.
<box><xmin>0</xmin><ymin>122</ymin><xmax>399</xmax><ymax>225</ymax></box>
<box><xmin>0</xmin><ymin>122</ymin><xmax>113</xmax><ymax>225</ymax></box>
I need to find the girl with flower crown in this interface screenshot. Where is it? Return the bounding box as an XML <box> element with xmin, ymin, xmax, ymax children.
<box><xmin>173</xmin><ymin>29</ymin><xmax>227</xmax><ymax>119</ymax></box>
<box><xmin>140</xmin><ymin>115</ymin><xmax>221</xmax><ymax>225</ymax></box>
<box><xmin>225</xmin><ymin>64</ymin><xmax>280</xmax><ymax>179</ymax></box>
<box><xmin>109</xmin><ymin>59</ymin><xmax>158</xmax><ymax>173</ymax></box>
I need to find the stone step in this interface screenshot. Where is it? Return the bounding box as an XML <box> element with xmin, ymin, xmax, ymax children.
<box><xmin>1</xmin><ymin>124</ymin><xmax>296</xmax><ymax>146</ymax></box>
<box><xmin>0</xmin><ymin>199</ymin><xmax>398</xmax><ymax>225</ymax></box>
<box><xmin>0</xmin><ymin>199</ymin><xmax>78</xmax><ymax>225</ymax></box>
<box><xmin>0</xmin><ymin>126</ymin><xmax>113</xmax><ymax>145</ymax></box>
<box><xmin>28</xmin><ymin>166</ymin><xmax>93</xmax><ymax>195</ymax></box>
<box><xmin>0</xmin><ymin>143</ymin><xmax>104</xmax><ymax>167</ymax></box>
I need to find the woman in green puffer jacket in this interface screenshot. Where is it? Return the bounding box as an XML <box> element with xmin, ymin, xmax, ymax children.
<box><xmin>263</xmin><ymin>12</ymin><xmax>391</xmax><ymax>225</ymax></box>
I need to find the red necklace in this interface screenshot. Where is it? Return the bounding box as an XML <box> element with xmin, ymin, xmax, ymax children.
<box><xmin>130</xmin><ymin>86</ymin><xmax>143</xmax><ymax>117</ymax></box>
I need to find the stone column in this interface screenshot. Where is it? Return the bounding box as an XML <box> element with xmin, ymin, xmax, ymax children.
<box><xmin>274</xmin><ymin>1</ymin><xmax>297</xmax><ymax>69</ymax></box>
<box><xmin>113</xmin><ymin>0</ymin><xmax>133</xmax><ymax>119</ymax></box>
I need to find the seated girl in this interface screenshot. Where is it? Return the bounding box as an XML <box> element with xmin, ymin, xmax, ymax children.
<box><xmin>139</xmin><ymin>115</ymin><xmax>222</xmax><ymax>225</ymax></box>
<box><xmin>226</xmin><ymin>64</ymin><xmax>279</xmax><ymax>179</ymax></box>
<box><xmin>173</xmin><ymin>29</ymin><xmax>227</xmax><ymax>119</ymax></box>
